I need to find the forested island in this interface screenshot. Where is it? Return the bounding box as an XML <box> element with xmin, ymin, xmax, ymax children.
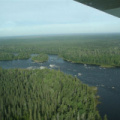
<box><xmin>31</xmin><ymin>53</ymin><xmax>48</xmax><ymax>63</ymax></box>
<box><xmin>0</xmin><ymin>34</ymin><xmax>120</xmax><ymax>67</ymax></box>
<box><xmin>0</xmin><ymin>67</ymin><xmax>108</xmax><ymax>120</ymax></box>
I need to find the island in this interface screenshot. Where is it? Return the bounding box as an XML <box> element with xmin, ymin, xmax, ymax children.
<box><xmin>31</xmin><ymin>53</ymin><xmax>48</xmax><ymax>63</ymax></box>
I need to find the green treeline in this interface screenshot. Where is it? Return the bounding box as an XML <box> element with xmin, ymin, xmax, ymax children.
<box><xmin>17</xmin><ymin>53</ymin><xmax>30</xmax><ymax>60</ymax></box>
<box><xmin>59</xmin><ymin>49</ymin><xmax>120</xmax><ymax>67</ymax></box>
<box><xmin>0</xmin><ymin>34</ymin><xmax>120</xmax><ymax>67</ymax></box>
<box><xmin>0</xmin><ymin>52</ymin><xmax>30</xmax><ymax>61</ymax></box>
<box><xmin>0</xmin><ymin>68</ymin><xmax>104</xmax><ymax>120</ymax></box>
<box><xmin>32</xmin><ymin>53</ymin><xmax>48</xmax><ymax>63</ymax></box>
<box><xmin>0</xmin><ymin>52</ymin><xmax>15</xmax><ymax>61</ymax></box>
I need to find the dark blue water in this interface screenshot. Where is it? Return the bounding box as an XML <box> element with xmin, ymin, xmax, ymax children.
<box><xmin>0</xmin><ymin>55</ymin><xmax>120</xmax><ymax>120</ymax></box>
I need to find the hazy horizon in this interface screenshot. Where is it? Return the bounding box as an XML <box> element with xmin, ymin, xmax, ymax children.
<box><xmin>0</xmin><ymin>33</ymin><xmax>120</xmax><ymax>40</ymax></box>
<box><xmin>0</xmin><ymin>0</ymin><xmax>120</xmax><ymax>37</ymax></box>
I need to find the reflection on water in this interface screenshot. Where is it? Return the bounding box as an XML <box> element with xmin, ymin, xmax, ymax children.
<box><xmin>0</xmin><ymin>55</ymin><xmax>120</xmax><ymax>120</ymax></box>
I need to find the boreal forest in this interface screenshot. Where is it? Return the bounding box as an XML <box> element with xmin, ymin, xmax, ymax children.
<box><xmin>0</xmin><ymin>34</ymin><xmax>119</xmax><ymax>120</ymax></box>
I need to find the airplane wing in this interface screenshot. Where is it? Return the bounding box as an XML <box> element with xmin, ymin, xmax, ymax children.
<box><xmin>74</xmin><ymin>0</ymin><xmax>120</xmax><ymax>17</ymax></box>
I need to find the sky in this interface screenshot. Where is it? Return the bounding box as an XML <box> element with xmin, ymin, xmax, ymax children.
<box><xmin>0</xmin><ymin>0</ymin><xmax>120</xmax><ymax>37</ymax></box>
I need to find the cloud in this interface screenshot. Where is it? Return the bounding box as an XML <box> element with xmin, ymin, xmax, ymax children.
<box><xmin>0</xmin><ymin>0</ymin><xmax>120</xmax><ymax>36</ymax></box>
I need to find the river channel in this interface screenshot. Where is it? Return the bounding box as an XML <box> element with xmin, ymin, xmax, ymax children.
<box><xmin>0</xmin><ymin>55</ymin><xmax>120</xmax><ymax>120</ymax></box>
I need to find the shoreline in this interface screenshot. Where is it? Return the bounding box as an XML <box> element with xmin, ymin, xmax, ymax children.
<box><xmin>60</xmin><ymin>56</ymin><xmax>118</xmax><ymax>68</ymax></box>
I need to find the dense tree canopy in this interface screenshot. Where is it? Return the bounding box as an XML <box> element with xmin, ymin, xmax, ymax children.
<box><xmin>0</xmin><ymin>34</ymin><xmax>120</xmax><ymax>67</ymax></box>
<box><xmin>0</xmin><ymin>52</ymin><xmax>30</xmax><ymax>61</ymax></box>
<box><xmin>31</xmin><ymin>53</ymin><xmax>48</xmax><ymax>63</ymax></box>
<box><xmin>0</xmin><ymin>35</ymin><xmax>112</xmax><ymax>119</ymax></box>
<box><xmin>0</xmin><ymin>68</ymin><xmax>103</xmax><ymax>120</ymax></box>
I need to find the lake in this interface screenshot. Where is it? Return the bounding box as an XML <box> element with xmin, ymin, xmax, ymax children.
<box><xmin>0</xmin><ymin>54</ymin><xmax>120</xmax><ymax>120</ymax></box>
